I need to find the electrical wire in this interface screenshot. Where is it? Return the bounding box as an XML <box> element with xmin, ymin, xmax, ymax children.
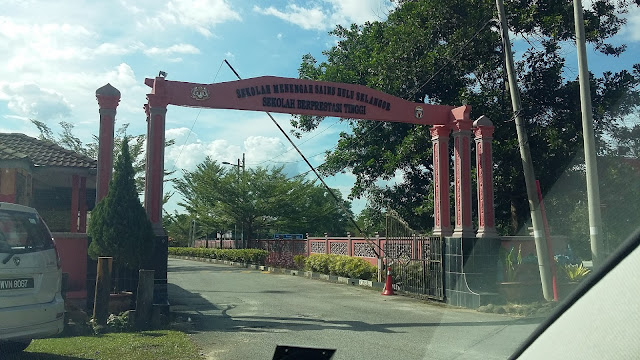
<box><xmin>168</xmin><ymin>60</ymin><xmax>225</xmax><ymax>176</ymax></box>
<box><xmin>224</xmin><ymin>59</ymin><xmax>382</xmax><ymax>257</ymax></box>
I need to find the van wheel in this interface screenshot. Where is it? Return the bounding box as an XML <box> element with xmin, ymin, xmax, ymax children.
<box><xmin>0</xmin><ymin>339</ymin><xmax>32</xmax><ymax>353</ymax></box>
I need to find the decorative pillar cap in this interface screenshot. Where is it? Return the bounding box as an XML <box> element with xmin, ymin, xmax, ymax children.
<box><xmin>96</xmin><ymin>83</ymin><xmax>121</xmax><ymax>97</ymax></box>
<box><xmin>96</xmin><ymin>83</ymin><xmax>121</xmax><ymax>110</ymax></box>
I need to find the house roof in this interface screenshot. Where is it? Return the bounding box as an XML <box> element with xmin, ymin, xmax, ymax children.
<box><xmin>0</xmin><ymin>133</ymin><xmax>96</xmax><ymax>169</ymax></box>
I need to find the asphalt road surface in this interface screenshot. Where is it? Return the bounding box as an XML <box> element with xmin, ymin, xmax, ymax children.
<box><xmin>168</xmin><ymin>258</ymin><xmax>542</xmax><ymax>360</ymax></box>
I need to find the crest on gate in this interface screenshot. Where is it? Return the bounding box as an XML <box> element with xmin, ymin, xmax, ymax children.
<box><xmin>414</xmin><ymin>106</ymin><xmax>424</xmax><ymax>119</ymax></box>
<box><xmin>191</xmin><ymin>86</ymin><xmax>210</xmax><ymax>101</ymax></box>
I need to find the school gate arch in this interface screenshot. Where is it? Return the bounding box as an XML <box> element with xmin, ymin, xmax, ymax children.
<box><xmin>94</xmin><ymin>76</ymin><xmax>497</xmax><ymax>307</ymax></box>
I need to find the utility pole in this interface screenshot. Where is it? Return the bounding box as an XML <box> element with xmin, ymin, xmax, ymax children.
<box><xmin>190</xmin><ymin>219</ymin><xmax>196</xmax><ymax>247</ymax></box>
<box><xmin>238</xmin><ymin>153</ymin><xmax>242</xmax><ymax>249</ymax></box>
<box><xmin>573</xmin><ymin>0</ymin><xmax>604</xmax><ymax>269</ymax></box>
<box><xmin>496</xmin><ymin>0</ymin><xmax>553</xmax><ymax>300</ymax></box>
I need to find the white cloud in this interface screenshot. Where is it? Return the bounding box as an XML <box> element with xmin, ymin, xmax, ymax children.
<box><xmin>326</xmin><ymin>0</ymin><xmax>392</xmax><ymax>25</ymax></box>
<box><xmin>0</xmin><ymin>82</ymin><xmax>72</xmax><ymax>120</ymax></box>
<box><xmin>624</xmin><ymin>6</ymin><xmax>640</xmax><ymax>42</ymax></box>
<box><xmin>162</xmin><ymin>0</ymin><xmax>241</xmax><ymax>37</ymax></box>
<box><xmin>253</xmin><ymin>4</ymin><xmax>327</xmax><ymax>30</ymax></box>
<box><xmin>164</xmin><ymin>130</ymin><xmax>302</xmax><ymax>173</ymax></box>
<box><xmin>253</xmin><ymin>1</ymin><xmax>394</xmax><ymax>31</ymax></box>
<box><xmin>143</xmin><ymin>43</ymin><xmax>201</xmax><ymax>57</ymax></box>
<box><xmin>95</xmin><ymin>42</ymin><xmax>142</xmax><ymax>56</ymax></box>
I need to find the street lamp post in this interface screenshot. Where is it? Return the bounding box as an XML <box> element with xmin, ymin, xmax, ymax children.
<box><xmin>222</xmin><ymin>153</ymin><xmax>245</xmax><ymax>248</ymax></box>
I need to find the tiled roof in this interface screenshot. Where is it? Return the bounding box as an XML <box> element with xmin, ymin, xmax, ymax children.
<box><xmin>0</xmin><ymin>133</ymin><xmax>96</xmax><ymax>169</ymax></box>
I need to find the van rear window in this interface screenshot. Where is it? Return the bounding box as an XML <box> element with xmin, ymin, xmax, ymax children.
<box><xmin>0</xmin><ymin>210</ymin><xmax>53</xmax><ymax>252</ymax></box>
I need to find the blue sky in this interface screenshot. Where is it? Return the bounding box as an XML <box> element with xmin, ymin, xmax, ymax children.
<box><xmin>1</xmin><ymin>0</ymin><xmax>639</xmax><ymax>216</ymax></box>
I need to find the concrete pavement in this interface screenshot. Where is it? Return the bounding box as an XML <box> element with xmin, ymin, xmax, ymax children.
<box><xmin>168</xmin><ymin>258</ymin><xmax>541</xmax><ymax>360</ymax></box>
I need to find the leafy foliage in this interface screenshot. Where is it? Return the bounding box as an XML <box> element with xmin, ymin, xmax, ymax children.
<box><xmin>294</xmin><ymin>0</ymin><xmax>640</xmax><ymax>237</ymax></box>
<box><xmin>172</xmin><ymin>158</ymin><xmax>353</xmax><ymax>241</ymax></box>
<box><xmin>561</xmin><ymin>263</ymin><xmax>591</xmax><ymax>282</ymax></box>
<box><xmin>30</xmin><ymin>119</ymin><xmax>173</xmax><ymax>193</ymax></box>
<box><xmin>500</xmin><ymin>245</ymin><xmax>523</xmax><ymax>282</ymax></box>
<box><xmin>293</xmin><ymin>254</ymin><xmax>307</xmax><ymax>270</ymax></box>
<box><xmin>88</xmin><ymin>139</ymin><xmax>155</xmax><ymax>270</ymax></box>
<box><xmin>304</xmin><ymin>253</ymin><xmax>378</xmax><ymax>280</ymax></box>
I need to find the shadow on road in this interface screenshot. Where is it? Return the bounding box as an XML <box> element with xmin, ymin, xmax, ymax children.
<box><xmin>168</xmin><ymin>282</ymin><xmax>541</xmax><ymax>335</ymax></box>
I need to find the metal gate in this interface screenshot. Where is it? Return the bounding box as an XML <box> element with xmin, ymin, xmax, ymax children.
<box><xmin>384</xmin><ymin>236</ymin><xmax>444</xmax><ymax>300</ymax></box>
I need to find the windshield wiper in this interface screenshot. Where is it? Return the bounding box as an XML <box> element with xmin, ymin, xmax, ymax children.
<box><xmin>1</xmin><ymin>247</ymin><xmax>35</xmax><ymax>264</ymax></box>
<box><xmin>2</xmin><ymin>253</ymin><xmax>14</xmax><ymax>264</ymax></box>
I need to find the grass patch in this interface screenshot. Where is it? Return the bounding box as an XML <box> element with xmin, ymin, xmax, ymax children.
<box><xmin>8</xmin><ymin>330</ymin><xmax>202</xmax><ymax>360</ymax></box>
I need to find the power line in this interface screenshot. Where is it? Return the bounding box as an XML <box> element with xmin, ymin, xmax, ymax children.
<box><xmin>223</xmin><ymin>59</ymin><xmax>382</xmax><ymax>257</ymax></box>
<box><xmin>169</xmin><ymin>60</ymin><xmax>225</xmax><ymax>175</ymax></box>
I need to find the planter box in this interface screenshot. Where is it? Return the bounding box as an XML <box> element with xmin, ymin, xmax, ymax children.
<box><xmin>348</xmin><ymin>278</ymin><xmax>359</xmax><ymax>286</ymax></box>
<box><xmin>497</xmin><ymin>282</ymin><xmax>544</xmax><ymax>303</ymax></box>
<box><xmin>109</xmin><ymin>292</ymin><xmax>133</xmax><ymax>314</ymax></box>
<box><xmin>338</xmin><ymin>277</ymin><xmax>349</xmax><ymax>284</ymax></box>
<box><xmin>372</xmin><ymin>281</ymin><xmax>385</xmax><ymax>290</ymax></box>
<box><xmin>319</xmin><ymin>274</ymin><xmax>330</xmax><ymax>280</ymax></box>
<box><xmin>558</xmin><ymin>282</ymin><xmax>580</xmax><ymax>300</ymax></box>
<box><xmin>290</xmin><ymin>270</ymin><xmax>299</xmax><ymax>276</ymax></box>
<box><xmin>359</xmin><ymin>280</ymin><xmax>373</xmax><ymax>287</ymax></box>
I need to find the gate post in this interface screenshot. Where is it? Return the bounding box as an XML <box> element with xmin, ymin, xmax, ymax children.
<box><xmin>324</xmin><ymin>232</ymin><xmax>329</xmax><ymax>254</ymax></box>
<box><xmin>95</xmin><ymin>84</ymin><xmax>120</xmax><ymax>204</ymax></box>
<box><xmin>430</xmin><ymin>125</ymin><xmax>452</xmax><ymax>236</ymax></box>
<box><xmin>144</xmin><ymin>90</ymin><xmax>168</xmax><ymax>233</ymax></box>
<box><xmin>451</xmin><ymin>106</ymin><xmax>474</xmax><ymax>238</ymax></box>
<box><xmin>144</xmin><ymin>78</ymin><xmax>170</xmax><ymax>310</ymax></box>
<box><xmin>474</xmin><ymin>116</ymin><xmax>497</xmax><ymax>238</ymax></box>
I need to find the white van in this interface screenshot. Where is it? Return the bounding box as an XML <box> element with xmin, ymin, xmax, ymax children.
<box><xmin>0</xmin><ymin>202</ymin><xmax>64</xmax><ymax>354</ymax></box>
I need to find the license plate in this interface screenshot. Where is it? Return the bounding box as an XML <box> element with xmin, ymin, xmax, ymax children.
<box><xmin>0</xmin><ymin>278</ymin><xmax>34</xmax><ymax>290</ymax></box>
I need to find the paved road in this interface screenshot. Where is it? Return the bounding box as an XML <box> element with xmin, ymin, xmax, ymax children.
<box><xmin>168</xmin><ymin>258</ymin><xmax>541</xmax><ymax>360</ymax></box>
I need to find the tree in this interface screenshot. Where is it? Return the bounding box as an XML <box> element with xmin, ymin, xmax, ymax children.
<box><xmin>88</xmin><ymin>138</ymin><xmax>155</xmax><ymax>270</ymax></box>
<box><xmin>164</xmin><ymin>212</ymin><xmax>194</xmax><ymax>247</ymax></box>
<box><xmin>30</xmin><ymin>119</ymin><xmax>173</xmax><ymax>192</ymax></box>
<box><xmin>294</xmin><ymin>0</ymin><xmax>640</xmax><ymax>236</ymax></box>
<box><xmin>173</xmin><ymin>158</ymin><xmax>353</xmax><ymax>240</ymax></box>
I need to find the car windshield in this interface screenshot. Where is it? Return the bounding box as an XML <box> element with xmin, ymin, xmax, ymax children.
<box><xmin>0</xmin><ymin>210</ymin><xmax>53</xmax><ymax>253</ymax></box>
<box><xmin>2</xmin><ymin>0</ymin><xmax>639</xmax><ymax>359</ymax></box>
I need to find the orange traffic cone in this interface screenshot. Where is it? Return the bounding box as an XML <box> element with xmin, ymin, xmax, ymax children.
<box><xmin>381</xmin><ymin>266</ymin><xmax>394</xmax><ymax>296</ymax></box>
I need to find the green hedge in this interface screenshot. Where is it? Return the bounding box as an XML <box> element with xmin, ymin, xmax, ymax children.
<box><xmin>304</xmin><ymin>254</ymin><xmax>378</xmax><ymax>280</ymax></box>
<box><xmin>168</xmin><ymin>247</ymin><xmax>268</xmax><ymax>265</ymax></box>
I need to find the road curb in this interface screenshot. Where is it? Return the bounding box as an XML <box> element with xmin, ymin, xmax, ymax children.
<box><xmin>169</xmin><ymin>255</ymin><xmax>379</xmax><ymax>290</ymax></box>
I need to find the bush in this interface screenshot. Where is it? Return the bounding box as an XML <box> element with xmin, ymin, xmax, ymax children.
<box><xmin>293</xmin><ymin>255</ymin><xmax>307</xmax><ymax>270</ymax></box>
<box><xmin>168</xmin><ymin>247</ymin><xmax>268</xmax><ymax>265</ymax></box>
<box><xmin>305</xmin><ymin>254</ymin><xmax>377</xmax><ymax>280</ymax></box>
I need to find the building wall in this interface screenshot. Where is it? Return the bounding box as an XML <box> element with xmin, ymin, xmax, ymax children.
<box><xmin>0</xmin><ymin>168</ymin><xmax>33</xmax><ymax>205</ymax></box>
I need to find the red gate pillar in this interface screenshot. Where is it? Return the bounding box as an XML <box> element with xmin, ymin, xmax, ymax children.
<box><xmin>70</xmin><ymin>175</ymin><xmax>79</xmax><ymax>233</ymax></box>
<box><xmin>474</xmin><ymin>116</ymin><xmax>497</xmax><ymax>238</ymax></box>
<box><xmin>144</xmin><ymin>91</ymin><xmax>168</xmax><ymax>235</ymax></box>
<box><xmin>95</xmin><ymin>84</ymin><xmax>120</xmax><ymax>204</ymax></box>
<box><xmin>430</xmin><ymin>125</ymin><xmax>452</xmax><ymax>236</ymax></box>
<box><xmin>451</xmin><ymin>107</ymin><xmax>474</xmax><ymax>238</ymax></box>
<box><xmin>79</xmin><ymin>176</ymin><xmax>87</xmax><ymax>232</ymax></box>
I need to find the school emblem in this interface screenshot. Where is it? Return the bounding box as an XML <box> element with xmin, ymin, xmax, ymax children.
<box><xmin>415</xmin><ymin>106</ymin><xmax>424</xmax><ymax>119</ymax></box>
<box><xmin>191</xmin><ymin>86</ymin><xmax>210</xmax><ymax>101</ymax></box>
